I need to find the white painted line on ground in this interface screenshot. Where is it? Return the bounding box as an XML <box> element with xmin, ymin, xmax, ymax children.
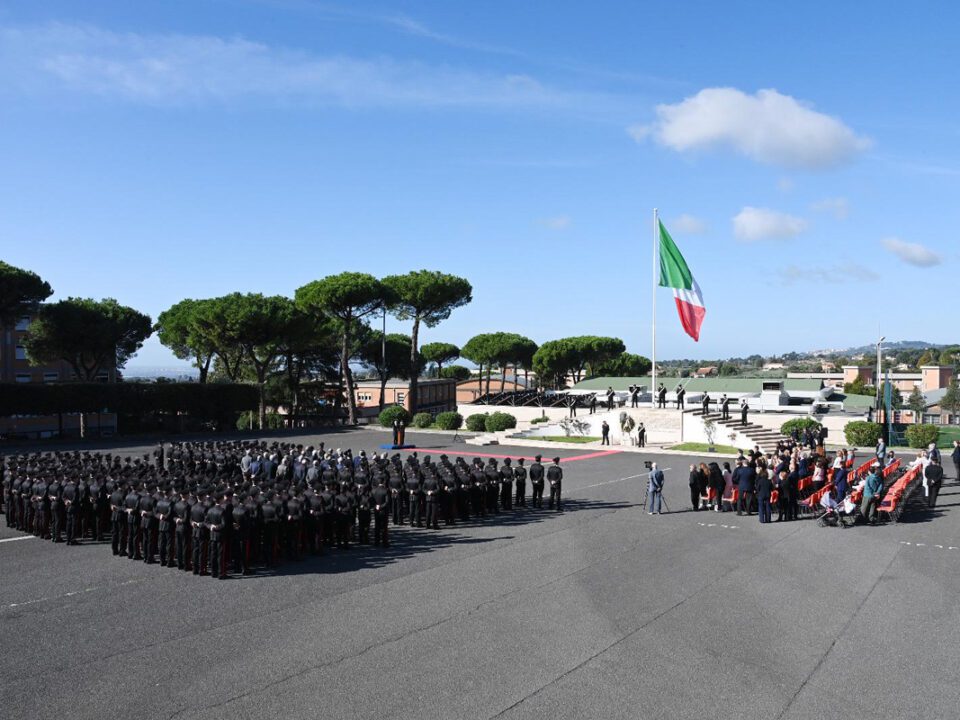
<box><xmin>0</xmin><ymin>535</ymin><xmax>36</xmax><ymax>544</ymax></box>
<box><xmin>4</xmin><ymin>580</ymin><xmax>145</xmax><ymax>610</ymax></box>
<box><xmin>576</xmin><ymin>473</ymin><xmax>645</xmax><ymax>491</ymax></box>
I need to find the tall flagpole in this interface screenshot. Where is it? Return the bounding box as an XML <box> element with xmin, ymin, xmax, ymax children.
<box><xmin>652</xmin><ymin>208</ymin><xmax>658</xmax><ymax>409</ymax></box>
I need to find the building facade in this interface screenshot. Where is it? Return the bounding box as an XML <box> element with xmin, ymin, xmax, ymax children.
<box><xmin>353</xmin><ymin>377</ymin><xmax>457</xmax><ymax>417</ymax></box>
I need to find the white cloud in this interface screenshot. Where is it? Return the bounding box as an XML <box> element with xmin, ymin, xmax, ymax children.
<box><xmin>732</xmin><ymin>207</ymin><xmax>807</xmax><ymax>242</ymax></box>
<box><xmin>811</xmin><ymin>197</ymin><xmax>849</xmax><ymax>219</ymax></box>
<box><xmin>541</xmin><ymin>215</ymin><xmax>571</xmax><ymax>230</ymax></box>
<box><xmin>670</xmin><ymin>214</ymin><xmax>707</xmax><ymax>234</ymax></box>
<box><xmin>0</xmin><ymin>22</ymin><xmax>599</xmax><ymax>110</ymax></box>
<box><xmin>881</xmin><ymin>237</ymin><xmax>942</xmax><ymax>267</ymax></box>
<box><xmin>630</xmin><ymin>87</ymin><xmax>871</xmax><ymax>169</ymax></box>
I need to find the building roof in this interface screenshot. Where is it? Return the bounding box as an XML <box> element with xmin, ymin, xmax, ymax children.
<box><xmin>354</xmin><ymin>377</ymin><xmax>454</xmax><ymax>388</ymax></box>
<box><xmin>573</xmin><ymin>376</ymin><xmax>823</xmax><ymax>392</ymax></box>
<box><xmin>826</xmin><ymin>392</ymin><xmax>875</xmax><ymax>410</ymax></box>
<box><xmin>923</xmin><ymin>388</ymin><xmax>948</xmax><ymax>408</ymax></box>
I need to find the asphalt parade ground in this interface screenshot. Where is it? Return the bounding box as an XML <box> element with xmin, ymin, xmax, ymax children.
<box><xmin>2</xmin><ymin>428</ymin><xmax>960</xmax><ymax>720</ymax></box>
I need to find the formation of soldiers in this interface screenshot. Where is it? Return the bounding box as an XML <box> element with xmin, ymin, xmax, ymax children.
<box><xmin>1</xmin><ymin>440</ymin><xmax>565</xmax><ymax>579</ymax></box>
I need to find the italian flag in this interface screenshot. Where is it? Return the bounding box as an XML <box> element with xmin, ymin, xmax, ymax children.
<box><xmin>658</xmin><ymin>220</ymin><xmax>705</xmax><ymax>341</ymax></box>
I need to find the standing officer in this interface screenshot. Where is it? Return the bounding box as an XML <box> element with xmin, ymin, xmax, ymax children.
<box><xmin>110</xmin><ymin>482</ymin><xmax>126</xmax><ymax>556</ymax></box>
<box><xmin>470</xmin><ymin>459</ymin><xmax>486</xmax><ymax>518</ymax></box>
<box><xmin>125</xmin><ymin>483</ymin><xmax>142</xmax><ymax>560</ymax></box>
<box><xmin>405</xmin><ymin>463</ymin><xmax>423</xmax><ymax>528</ymax></box>
<box><xmin>514</xmin><ymin>458</ymin><xmax>527</xmax><ymax>507</ymax></box>
<box><xmin>601</xmin><ymin>421</ymin><xmax>610</xmax><ymax>446</ymax></box>
<box><xmin>190</xmin><ymin>492</ymin><xmax>208</xmax><ymax>574</ymax></box>
<box><xmin>701</xmin><ymin>393</ymin><xmax>711</xmax><ymax>417</ymax></box>
<box><xmin>546</xmin><ymin>457</ymin><xmax>563</xmax><ymax>511</ymax></box>
<box><xmin>529</xmin><ymin>455</ymin><xmax>545</xmax><ymax>508</ymax></box>
<box><xmin>740</xmin><ymin>400</ymin><xmax>749</xmax><ymax>426</ymax></box>
<box><xmin>720</xmin><ymin>394</ymin><xmax>730</xmax><ymax>420</ymax></box>
<box><xmin>206</xmin><ymin>496</ymin><xmax>226</xmax><ymax>579</ymax></box>
<box><xmin>499</xmin><ymin>458</ymin><xmax>514</xmax><ymax>511</ymax></box>
<box><xmin>371</xmin><ymin>476</ymin><xmax>391</xmax><ymax>547</ymax></box>
<box><xmin>173</xmin><ymin>489</ymin><xmax>191</xmax><ymax>570</ymax></box>
<box><xmin>606</xmin><ymin>386</ymin><xmax>616</xmax><ymax>410</ymax></box>
<box><xmin>422</xmin><ymin>470</ymin><xmax>440</xmax><ymax>530</ymax></box>
<box><xmin>637</xmin><ymin>422</ymin><xmax>646</xmax><ymax>448</ymax></box>
<box><xmin>657</xmin><ymin>384</ymin><xmax>667</xmax><ymax>409</ymax></box>
<box><xmin>675</xmin><ymin>384</ymin><xmax>685</xmax><ymax>410</ymax></box>
<box><xmin>62</xmin><ymin>477</ymin><xmax>79</xmax><ymax>545</ymax></box>
<box><xmin>155</xmin><ymin>489</ymin><xmax>174</xmax><ymax>566</ymax></box>
<box><xmin>140</xmin><ymin>487</ymin><xmax>157</xmax><ymax>563</ymax></box>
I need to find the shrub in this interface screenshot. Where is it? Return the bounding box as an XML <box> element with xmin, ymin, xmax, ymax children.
<box><xmin>413</xmin><ymin>412</ymin><xmax>434</xmax><ymax>429</ymax></box>
<box><xmin>530</xmin><ymin>416</ymin><xmax>550</xmax><ymax>424</ymax></box>
<box><xmin>465</xmin><ymin>413</ymin><xmax>489</xmax><ymax>432</ymax></box>
<box><xmin>434</xmin><ymin>411</ymin><xmax>463</xmax><ymax>430</ymax></box>
<box><xmin>780</xmin><ymin>418</ymin><xmax>822</xmax><ymax>436</ymax></box>
<box><xmin>844</xmin><ymin>421</ymin><xmax>883</xmax><ymax>447</ymax></box>
<box><xmin>905</xmin><ymin>423</ymin><xmax>939</xmax><ymax>449</ymax></box>
<box><xmin>378</xmin><ymin>405</ymin><xmax>411</xmax><ymax>428</ymax></box>
<box><xmin>235</xmin><ymin>411</ymin><xmax>285</xmax><ymax>431</ymax></box>
<box><xmin>485</xmin><ymin>411</ymin><xmax>517</xmax><ymax>432</ymax></box>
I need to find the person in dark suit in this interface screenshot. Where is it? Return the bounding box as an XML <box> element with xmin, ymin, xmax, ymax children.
<box><xmin>953</xmin><ymin>440</ymin><xmax>960</xmax><ymax>482</ymax></box>
<box><xmin>688</xmin><ymin>465</ymin><xmax>701</xmax><ymax>511</ymax></box>
<box><xmin>657</xmin><ymin>384</ymin><xmax>667</xmax><ymax>409</ymax></box>
<box><xmin>720</xmin><ymin>394</ymin><xmax>730</xmax><ymax>420</ymax></box>
<box><xmin>740</xmin><ymin>400</ymin><xmax>749</xmax><ymax>426</ymax></box>
<box><xmin>734</xmin><ymin>459</ymin><xmax>756</xmax><ymax>515</ymax></box>
<box><xmin>675</xmin><ymin>385</ymin><xmax>685</xmax><ymax>410</ymax></box>
<box><xmin>601</xmin><ymin>421</ymin><xmax>610</xmax><ymax>445</ymax></box>
<box><xmin>637</xmin><ymin>422</ymin><xmax>646</xmax><ymax>448</ymax></box>
<box><xmin>606</xmin><ymin>386</ymin><xmax>616</xmax><ymax>410</ymax></box>
<box><xmin>701</xmin><ymin>393</ymin><xmax>710</xmax><ymax>417</ymax></box>
<box><xmin>756</xmin><ymin>469</ymin><xmax>773</xmax><ymax>523</ymax></box>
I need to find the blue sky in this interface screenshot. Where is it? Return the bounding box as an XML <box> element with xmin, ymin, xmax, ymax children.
<box><xmin>1</xmin><ymin>0</ymin><xmax>957</xmax><ymax>368</ymax></box>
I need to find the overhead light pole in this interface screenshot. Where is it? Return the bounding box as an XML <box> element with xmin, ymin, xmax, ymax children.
<box><xmin>876</xmin><ymin>335</ymin><xmax>885</xmax><ymax>424</ymax></box>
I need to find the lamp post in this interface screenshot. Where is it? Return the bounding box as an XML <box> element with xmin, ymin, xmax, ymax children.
<box><xmin>875</xmin><ymin>336</ymin><xmax>885</xmax><ymax>425</ymax></box>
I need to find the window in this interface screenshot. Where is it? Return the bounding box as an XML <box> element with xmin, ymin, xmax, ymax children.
<box><xmin>922</xmin><ymin>414</ymin><xmax>942</xmax><ymax>425</ymax></box>
<box><xmin>96</xmin><ymin>372</ymin><xmax>110</xmax><ymax>383</ymax></box>
<box><xmin>15</xmin><ymin>316</ymin><xmax>30</xmax><ymax>331</ymax></box>
<box><xmin>357</xmin><ymin>393</ymin><xmax>372</xmax><ymax>402</ymax></box>
<box><xmin>396</xmin><ymin>392</ymin><xmax>405</xmax><ymax>403</ymax></box>
<box><xmin>43</xmin><ymin>372</ymin><xmax>59</xmax><ymax>383</ymax></box>
<box><xmin>15</xmin><ymin>373</ymin><xmax>31</xmax><ymax>383</ymax></box>
<box><xmin>15</xmin><ymin>345</ymin><xmax>27</xmax><ymax>360</ymax></box>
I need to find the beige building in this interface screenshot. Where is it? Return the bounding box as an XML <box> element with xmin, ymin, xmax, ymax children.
<box><xmin>353</xmin><ymin>377</ymin><xmax>456</xmax><ymax>416</ymax></box>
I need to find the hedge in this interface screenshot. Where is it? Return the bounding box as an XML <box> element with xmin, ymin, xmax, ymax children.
<box><xmin>236</xmin><ymin>411</ymin><xmax>285</xmax><ymax>431</ymax></box>
<box><xmin>0</xmin><ymin>382</ymin><xmax>258</xmax><ymax>416</ymax></box>
<box><xmin>530</xmin><ymin>416</ymin><xmax>550</xmax><ymax>424</ymax></box>
<box><xmin>905</xmin><ymin>423</ymin><xmax>939</xmax><ymax>449</ymax></box>
<box><xmin>780</xmin><ymin>418</ymin><xmax>822</xmax><ymax>436</ymax></box>
<box><xmin>378</xmin><ymin>406</ymin><xmax>411</xmax><ymax>428</ymax></box>
<box><xmin>412</xmin><ymin>412</ymin><xmax>434</xmax><ymax>429</ymax></box>
<box><xmin>844</xmin><ymin>421</ymin><xmax>883</xmax><ymax>447</ymax></box>
<box><xmin>434</xmin><ymin>411</ymin><xmax>463</xmax><ymax>430</ymax></box>
<box><xmin>485</xmin><ymin>411</ymin><xmax>517</xmax><ymax>432</ymax></box>
<box><xmin>465</xmin><ymin>413</ymin><xmax>489</xmax><ymax>432</ymax></box>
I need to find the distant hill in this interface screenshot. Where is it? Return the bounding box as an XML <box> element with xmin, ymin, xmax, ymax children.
<box><xmin>806</xmin><ymin>340</ymin><xmax>944</xmax><ymax>357</ymax></box>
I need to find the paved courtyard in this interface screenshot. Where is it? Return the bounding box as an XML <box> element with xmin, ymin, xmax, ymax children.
<box><xmin>2</xmin><ymin>428</ymin><xmax>959</xmax><ymax>720</ymax></box>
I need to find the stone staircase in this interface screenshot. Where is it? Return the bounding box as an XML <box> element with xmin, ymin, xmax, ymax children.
<box><xmin>689</xmin><ymin>409</ymin><xmax>790</xmax><ymax>452</ymax></box>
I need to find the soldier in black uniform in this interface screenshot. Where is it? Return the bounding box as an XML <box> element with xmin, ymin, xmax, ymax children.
<box><xmin>484</xmin><ymin>459</ymin><xmax>500</xmax><ymax>514</ymax></box>
<box><xmin>547</xmin><ymin>457</ymin><xmax>563</xmax><ymax>511</ymax></box>
<box><xmin>173</xmin><ymin>490</ymin><xmax>191</xmax><ymax>570</ymax></box>
<box><xmin>440</xmin><ymin>461</ymin><xmax>458</xmax><ymax>525</ymax></box>
<box><xmin>657</xmin><ymin>383</ymin><xmax>667</xmax><ymax>409</ymax></box>
<box><xmin>356</xmin><ymin>484</ymin><xmax>372</xmax><ymax>544</ymax></box>
<box><xmin>63</xmin><ymin>478</ymin><xmax>80</xmax><ymax>545</ymax></box>
<box><xmin>155</xmin><ymin>490</ymin><xmax>174</xmax><ymax>566</ymax></box>
<box><xmin>470</xmin><ymin>459</ymin><xmax>486</xmax><ymax>517</ymax></box>
<box><xmin>260</xmin><ymin>491</ymin><xmax>278</xmax><ymax>567</ymax></box>
<box><xmin>206</xmin><ymin>497</ymin><xmax>226</xmax><ymax>579</ymax></box>
<box><xmin>499</xmin><ymin>458</ymin><xmax>514</xmax><ymax>511</ymax></box>
<box><xmin>334</xmin><ymin>484</ymin><xmax>353</xmax><ymax>548</ymax></box>
<box><xmin>284</xmin><ymin>491</ymin><xmax>302</xmax><ymax>561</ymax></box>
<box><xmin>371</xmin><ymin>476</ymin><xmax>390</xmax><ymax>547</ymax></box>
<box><xmin>125</xmin><ymin>484</ymin><xmax>142</xmax><ymax>560</ymax></box>
<box><xmin>405</xmin><ymin>463</ymin><xmax>423</xmax><ymax>528</ymax></box>
<box><xmin>110</xmin><ymin>483</ymin><xmax>126</xmax><ymax>555</ymax></box>
<box><xmin>422</xmin><ymin>470</ymin><xmax>440</xmax><ymax>530</ymax></box>
<box><xmin>514</xmin><ymin>458</ymin><xmax>527</xmax><ymax>507</ymax></box>
<box><xmin>529</xmin><ymin>455</ymin><xmax>545</xmax><ymax>508</ymax></box>
<box><xmin>190</xmin><ymin>493</ymin><xmax>208</xmax><ymax>574</ymax></box>
<box><xmin>140</xmin><ymin>487</ymin><xmax>156</xmax><ymax>563</ymax></box>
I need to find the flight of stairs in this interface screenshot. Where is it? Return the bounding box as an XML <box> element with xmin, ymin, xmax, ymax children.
<box><xmin>689</xmin><ymin>409</ymin><xmax>790</xmax><ymax>452</ymax></box>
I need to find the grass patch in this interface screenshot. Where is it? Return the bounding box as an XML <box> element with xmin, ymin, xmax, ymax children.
<box><xmin>538</xmin><ymin>436</ymin><xmax>601</xmax><ymax>444</ymax></box>
<box><xmin>938</xmin><ymin>426</ymin><xmax>960</xmax><ymax>447</ymax></box>
<box><xmin>669</xmin><ymin>442</ymin><xmax>741</xmax><ymax>454</ymax></box>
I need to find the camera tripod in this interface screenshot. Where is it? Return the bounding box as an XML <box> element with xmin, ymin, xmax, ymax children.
<box><xmin>640</xmin><ymin>483</ymin><xmax>670</xmax><ymax>514</ymax></box>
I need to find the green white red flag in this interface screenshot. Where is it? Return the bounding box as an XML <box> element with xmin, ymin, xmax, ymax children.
<box><xmin>658</xmin><ymin>220</ymin><xmax>705</xmax><ymax>341</ymax></box>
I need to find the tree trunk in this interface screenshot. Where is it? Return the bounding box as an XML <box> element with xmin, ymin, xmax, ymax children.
<box><xmin>476</xmin><ymin>363</ymin><xmax>482</xmax><ymax>400</ymax></box>
<box><xmin>258</xmin><ymin>380</ymin><xmax>266</xmax><ymax>430</ymax></box>
<box><xmin>499</xmin><ymin>364</ymin><xmax>508</xmax><ymax>394</ymax></box>
<box><xmin>408</xmin><ymin>318</ymin><xmax>420</xmax><ymax>414</ymax></box>
<box><xmin>342</xmin><ymin>323</ymin><xmax>358</xmax><ymax>424</ymax></box>
<box><xmin>198</xmin><ymin>354</ymin><xmax>211</xmax><ymax>384</ymax></box>
<box><xmin>379</xmin><ymin>374</ymin><xmax>388</xmax><ymax>411</ymax></box>
<box><xmin>485</xmin><ymin>365</ymin><xmax>492</xmax><ymax>396</ymax></box>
